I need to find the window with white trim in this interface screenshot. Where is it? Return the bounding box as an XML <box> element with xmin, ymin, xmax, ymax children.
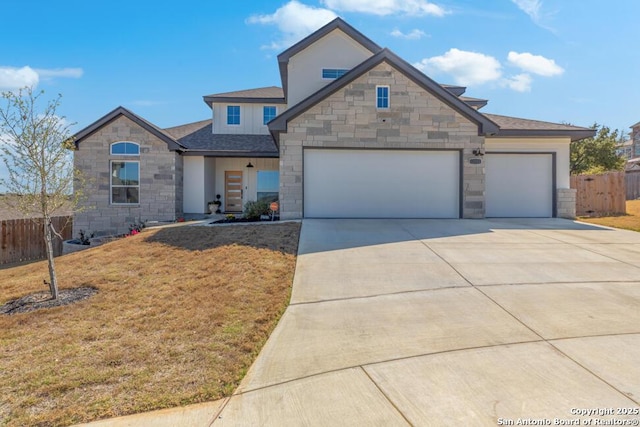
<box><xmin>110</xmin><ymin>141</ymin><xmax>140</xmax><ymax>155</ymax></box>
<box><xmin>227</xmin><ymin>105</ymin><xmax>240</xmax><ymax>125</ymax></box>
<box><xmin>111</xmin><ymin>161</ymin><xmax>140</xmax><ymax>204</ymax></box>
<box><xmin>376</xmin><ymin>86</ymin><xmax>389</xmax><ymax>109</ymax></box>
<box><xmin>263</xmin><ymin>106</ymin><xmax>277</xmax><ymax>125</ymax></box>
<box><xmin>322</xmin><ymin>68</ymin><xmax>348</xmax><ymax>79</ymax></box>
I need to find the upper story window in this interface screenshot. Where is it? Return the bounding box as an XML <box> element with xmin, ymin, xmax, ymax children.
<box><xmin>111</xmin><ymin>141</ymin><xmax>140</xmax><ymax>155</ymax></box>
<box><xmin>227</xmin><ymin>106</ymin><xmax>240</xmax><ymax>125</ymax></box>
<box><xmin>376</xmin><ymin>86</ymin><xmax>389</xmax><ymax>109</ymax></box>
<box><xmin>322</xmin><ymin>68</ymin><xmax>349</xmax><ymax>79</ymax></box>
<box><xmin>263</xmin><ymin>106</ymin><xmax>277</xmax><ymax>125</ymax></box>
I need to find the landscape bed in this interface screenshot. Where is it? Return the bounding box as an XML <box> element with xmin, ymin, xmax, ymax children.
<box><xmin>0</xmin><ymin>222</ymin><xmax>300</xmax><ymax>427</ymax></box>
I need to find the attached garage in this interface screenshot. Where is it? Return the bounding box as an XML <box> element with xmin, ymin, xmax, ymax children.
<box><xmin>303</xmin><ymin>149</ymin><xmax>460</xmax><ymax>218</ymax></box>
<box><xmin>485</xmin><ymin>153</ymin><xmax>554</xmax><ymax>217</ymax></box>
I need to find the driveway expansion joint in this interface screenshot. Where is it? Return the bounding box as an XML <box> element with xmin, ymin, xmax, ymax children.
<box><xmin>359</xmin><ymin>365</ymin><xmax>415</xmax><ymax>426</ymax></box>
<box><xmin>289</xmin><ymin>284</ymin><xmax>471</xmax><ymax>306</ymax></box>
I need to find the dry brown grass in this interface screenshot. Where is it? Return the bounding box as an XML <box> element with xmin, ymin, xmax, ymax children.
<box><xmin>577</xmin><ymin>200</ymin><xmax>640</xmax><ymax>232</ymax></box>
<box><xmin>0</xmin><ymin>222</ymin><xmax>300</xmax><ymax>427</ymax></box>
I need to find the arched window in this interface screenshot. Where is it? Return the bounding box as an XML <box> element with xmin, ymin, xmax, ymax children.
<box><xmin>110</xmin><ymin>142</ymin><xmax>140</xmax><ymax>204</ymax></box>
<box><xmin>110</xmin><ymin>141</ymin><xmax>140</xmax><ymax>155</ymax></box>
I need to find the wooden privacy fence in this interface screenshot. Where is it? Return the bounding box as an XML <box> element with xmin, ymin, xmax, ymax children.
<box><xmin>0</xmin><ymin>216</ymin><xmax>73</xmax><ymax>265</ymax></box>
<box><xmin>627</xmin><ymin>172</ymin><xmax>640</xmax><ymax>200</ymax></box>
<box><xmin>570</xmin><ymin>172</ymin><xmax>626</xmax><ymax>217</ymax></box>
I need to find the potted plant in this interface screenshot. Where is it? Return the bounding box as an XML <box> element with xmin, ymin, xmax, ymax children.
<box><xmin>208</xmin><ymin>194</ymin><xmax>222</xmax><ymax>214</ymax></box>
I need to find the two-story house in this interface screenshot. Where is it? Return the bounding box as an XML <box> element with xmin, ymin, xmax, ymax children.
<box><xmin>72</xmin><ymin>18</ymin><xmax>594</xmax><ymax>236</ymax></box>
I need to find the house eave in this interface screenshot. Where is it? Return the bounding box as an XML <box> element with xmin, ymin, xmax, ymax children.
<box><xmin>180</xmin><ymin>150</ymin><xmax>279</xmax><ymax>158</ymax></box>
<box><xmin>203</xmin><ymin>96</ymin><xmax>286</xmax><ymax>105</ymax></box>
<box><xmin>490</xmin><ymin>129</ymin><xmax>596</xmax><ymax>142</ymax></box>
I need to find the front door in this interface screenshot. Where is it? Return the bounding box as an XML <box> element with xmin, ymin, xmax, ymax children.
<box><xmin>225</xmin><ymin>171</ymin><xmax>243</xmax><ymax>212</ymax></box>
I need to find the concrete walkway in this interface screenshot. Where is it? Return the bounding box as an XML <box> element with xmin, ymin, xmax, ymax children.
<box><xmin>78</xmin><ymin>219</ymin><xmax>640</xmax><ymax>426</ymax></box>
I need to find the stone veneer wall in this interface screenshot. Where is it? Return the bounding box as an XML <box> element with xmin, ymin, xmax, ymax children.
<box><xmin>556</xmin><ymin>188</ymin><xmax>576</xmax><ymax>219</ymax></box>
<box><xmin>279</xmin><ymin>61</ymin><xmax>485</xmax><ymax>220</ymax></box>
<box><xmin>73</xmin><ymin>116</ymin><xmax>183</xmax><ymax>236</ymax></box>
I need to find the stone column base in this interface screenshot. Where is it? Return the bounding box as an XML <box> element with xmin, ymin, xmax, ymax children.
<box><xmin>557</xmin><ymin>188</ymin><xmax>576</xmax><ymax>219</ymax></box>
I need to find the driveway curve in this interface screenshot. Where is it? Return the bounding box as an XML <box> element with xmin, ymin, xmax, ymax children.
<box><xmin>213</xmin><ymin>219</ymin><xmax>640</xmax><ymax>426</ymax></box>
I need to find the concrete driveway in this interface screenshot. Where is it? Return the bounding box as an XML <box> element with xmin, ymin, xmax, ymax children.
<box><xmin>212</xmin><ymin>218</ymin><xmax>640</xmax><ymax>426</ymax></box>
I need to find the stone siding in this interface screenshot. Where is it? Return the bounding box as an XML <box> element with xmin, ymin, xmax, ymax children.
<box><xmin>73</xmin><ymin>116</ymin><xmax>183</xmax><ymax>236</ymax></box>
<box><xmin>279</xmin><ymin>61</ymin><xmax>485</xmax><ymax>219</ymax></box>
<box><xmin>556</xmin><ymin>188</ymin><xmax>576</xmax><ymax>219</ymax></box>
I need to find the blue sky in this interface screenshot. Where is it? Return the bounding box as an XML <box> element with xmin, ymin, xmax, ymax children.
<box><xmin>1</xmin><ymin>0</ymin><xmax>639</xmax><ymax>136</ymax></box>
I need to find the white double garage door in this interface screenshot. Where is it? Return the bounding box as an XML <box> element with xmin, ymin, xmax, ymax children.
<box><xmin>303</xmin><ymin>149</ymin><xmax>554</xmax><ymax>218</ymax></box>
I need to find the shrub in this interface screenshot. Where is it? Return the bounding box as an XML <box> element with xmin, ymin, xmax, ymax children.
<box><xmin>244</xmin><ymin>200</ymin><xmax>270</xmax><ymax>220</ymax></box>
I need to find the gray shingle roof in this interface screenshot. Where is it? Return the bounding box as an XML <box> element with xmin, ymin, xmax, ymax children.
<box><xmin>460</xmin><ymin>96</ymin><xmax>488</xmax><ymax>109</ymax></box>
<box><xmin>203</xmin><ymin>86</ymin><xmax>286</xmax><ymax>106</ymax></box>
<box><xmin>164</xmin><ymin>119</ymin><xmax>211</xmax><ymax>140</ymax></box>
<box><xmin>484</xmin><ymin>113</ymin><xmax>590</xmax><ymax>131</ymax></box>
<box><xmin>484</xmin><ymin>113</ymin><xmax>595</xmax><ymax>141</ymax></box>
<box><xmin>174</xmin><ymin>123</ymin><xmax>278</xmax><ymax>157</ymax></box>
<box><xmin>204</xmin><ymin>86</ymin><xmax>284</xmax><ymax>99</ymax></box>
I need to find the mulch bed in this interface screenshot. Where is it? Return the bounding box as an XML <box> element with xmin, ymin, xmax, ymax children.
<box><xmin>211</xmin><ymin>216</ymin><xmax>279</xmax><ymax>224</ymax></box>
<box><xmin>0</xmin><ymin>287</ymin><xmax>98</xmax><ymax>315</ymax></box>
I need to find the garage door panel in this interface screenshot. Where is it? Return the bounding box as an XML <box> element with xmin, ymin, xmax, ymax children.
<box><xmin>485</xmin><ymin>153</ymin><xmax>553</xmax><ymax>217</ymax></box>
<box><xmin>304</xmin><ymin>149</ymin><xmax>459</xmax><ymax>218</ymax></box>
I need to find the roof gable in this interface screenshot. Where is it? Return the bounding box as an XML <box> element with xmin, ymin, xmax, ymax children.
<box><xmin>270</xmin><ymin>48</ymin><xmax>499</xmax><ymax>137</ymax></box>
<box><xmin>73</xmin><ymin>106</ymin><xmax>185</xmax><ymax>151</ymax></box>
<box><xmin>277</xmin><ymin>17</ymin><xmax>382</xmax><ymax>100</ymax></box>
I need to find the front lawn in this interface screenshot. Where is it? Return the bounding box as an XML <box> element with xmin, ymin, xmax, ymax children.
<box><xmin>0</xmin><ymin>222</ymin><xmax>300</xmax><ymax>427</ymax></box>
<box><xmin>577</xmin><ymin>200</ymin><xmax>640</xmax><ymax>232</ymax></box>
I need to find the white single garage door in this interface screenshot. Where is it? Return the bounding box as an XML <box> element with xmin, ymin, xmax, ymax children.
<box><xmin>485</xmin><ymin>153</ymin><xmax>553</xmax><ymax>217</ymax></box>
<box><xmin>304</xmin><ymin>149</ymin><xmax>460</xmax><ymax>218</ymax></box>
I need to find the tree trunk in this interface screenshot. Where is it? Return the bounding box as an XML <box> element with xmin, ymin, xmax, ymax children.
<box><xmin>44</xmin><ymin>218</ymin><xmax>59</xmax><ymax>300</ymax></box>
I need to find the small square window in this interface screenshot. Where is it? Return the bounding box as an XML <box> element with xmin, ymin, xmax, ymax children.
<box><xmin>376</xmin><ymin>86</ymin><xmax>389</xmax><ymax>109</ymax></box>
<box><xmin>263</xmin><ymin>106</ymin><xmax>277</xmax><ymax>125</ymax></box>
<box><xmin>227</xmin><ymin>106</ymin><xmax>240</xmax><ymax>125</ymax></box>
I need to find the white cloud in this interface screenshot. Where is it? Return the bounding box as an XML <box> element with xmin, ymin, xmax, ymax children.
<box><xmin>35</xmin><ymin>68</ymin><xmax>84</xmax><ymax>79</ymax></box>
<box><xmin>0</xmin><ymin>66</ymin><xmax>39</xmax><ymax>90</ymax></box>
<box><xmin>511</xmin><ymin>0</ymin><xmax>541</xmax><ymax>21</ymax></box>
<box><xmin>247</xmin><ymin>1</ymin><xmax>338</xmax><ymax>50</ymax></box>
<box><xmin>322</xmin><ymin>0</ymin><xmax>447</xmax><ymax>16</ymax></box>
<box><xmin>503</xmin><ymin>73</ymin><xmax>533</xmax><ymax>92</ymax></box>
<box><xmin>0</xmin><ymin>66</ymin><xmax>84</xmax><ymax>90</ymax></box>
<box><xmin>390</xmin><ymin>28</ymin><xmax>427</xmax><ymax>40</ymax></box>
<box><xmin>507</xmin><ymin>51</ymin><xmax>564</xmax><ymax>76</ymax></box>
<box><xmin>414</xmin><ymin>48</ymin><xmax>502</xmax><ymax>86</ymax></box>
<box><xmin>511</xmin><ymin>0</ymin><xmax>556</xmax><ymax>32</ymax></box>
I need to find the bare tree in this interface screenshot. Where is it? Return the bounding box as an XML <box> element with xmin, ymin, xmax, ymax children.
<box><xmin>0</xmin><ymin>86</ymin><xmax>82</xmax><ymax>300</ymax></box>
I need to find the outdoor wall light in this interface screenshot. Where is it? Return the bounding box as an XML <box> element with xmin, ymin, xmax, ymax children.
<box><xmin>246</xmin><ymin>162</ymin><xmax>254</xmax><ymax>168</ymax></box>
<box><xmin>472</xmin><ymin>148</ymin><xmax>485</xmax><ymax>156</ymax></box>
